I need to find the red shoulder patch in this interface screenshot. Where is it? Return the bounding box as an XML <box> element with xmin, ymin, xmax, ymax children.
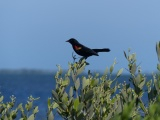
<box><xmin>74</xmin><ymin>45</ymin><xmax>82</xmax><ymax>50</ymax></box>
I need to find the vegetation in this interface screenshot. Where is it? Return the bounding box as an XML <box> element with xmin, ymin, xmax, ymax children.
<box><xmin>1</xmin><ymin>42</ymin><xmax>160</xmax><ymax>120</ymax></box>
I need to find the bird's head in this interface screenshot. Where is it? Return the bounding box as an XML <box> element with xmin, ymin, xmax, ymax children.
<box><xmin>66</xmin><ymin>38</ymin><xmax>79</xmax><ymax>45</ymax></box>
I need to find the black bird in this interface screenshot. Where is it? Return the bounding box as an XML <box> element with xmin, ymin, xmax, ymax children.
<box><xmin>66</xmin><ymin>38</ymin><xmax>110</xmax><ymax>59</ymax></box>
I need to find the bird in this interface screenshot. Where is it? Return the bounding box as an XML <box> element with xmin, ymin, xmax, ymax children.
<box><xmin>66</xmin><ymin>38</ymin><xmax>110</xmax><ymax>59</ymax></box>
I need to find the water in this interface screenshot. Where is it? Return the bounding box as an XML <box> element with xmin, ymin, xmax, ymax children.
<box><xmin>0</xmin><ymin>71</ymin><xmax>152</xmax><ymax>119</ymax></box>
<box><xmin>0</xmin><ymin>71</ymin><xmax>57</xmax><ymax>119</ymax></box>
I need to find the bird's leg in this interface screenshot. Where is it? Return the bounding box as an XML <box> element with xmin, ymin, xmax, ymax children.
<box><xmin>72</xmin><ymin>52</ymin><xmax>77</xmax><ymax>63</ymax></box>
<box><xmin>79</xmin><ymin>56</ymin><xmax>86</xmax><ymax>62</ymax></box>
<box><xmin>79</xmin><ymin>57</ymin><xmax>89</xmax><ymax>65</ymax></box>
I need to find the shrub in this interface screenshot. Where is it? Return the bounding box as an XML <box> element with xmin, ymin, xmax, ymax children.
<box><xmin>1</xmin><ymin>42</ymin><xmax>160</xmax><ymax>120</ymax></box>
<box><xmin>0</xmin><ymin>95</ymin><xmax>39</xmax><ymax>120</ymax></box>
<box><xmin>48</xmin><ymin>42</ymin><xmax>160</xmax><ymax>120</ymax></box>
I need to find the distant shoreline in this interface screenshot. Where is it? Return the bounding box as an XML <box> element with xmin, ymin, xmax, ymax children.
<box><xmin>0</xmin><ymin>69</ymin><xmax>55</xmax><ymax>75</ymax></box>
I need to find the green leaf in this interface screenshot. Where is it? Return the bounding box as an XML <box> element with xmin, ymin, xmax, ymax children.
<box><xmin>75</xmin><ymin>78</ymin><xmax>80</xmax><ymax>90</ymax></box>
<box><xmin>71</xmin><ymin>71</ymin><xmax>76</xmax><ymax>82</ymax></box>
<box><xmin>103</xmin><ymin>67</ymin><xmax>108</xmax><ymax>76</ymax></box>
<box><xmin>77</xmin><ymin>62</ymin><xmax>86</xmax><ymax>75</ymax></box>
<box><xmin>33</xmin><ymin>106</ymin><xmax>39</xmax><ymax>114</ymax></box>
<box><xmin>18</xmin><ymin>103</ymin><xmax>23</xmax><ymax>110</ymax></box>
<box><xmin>57</xmin><ymin>65</ymin><xmax>62</xmax><ymax>75</ymax></box>
<box><xmin>48</xmin><ymin>98</ymin><xmax>51</xmax><ymax>108</ymax></box>
<box><xmin>131</xmin><ymin>63</ymin><xmax>136</xmax><ymax>74</ymax></box>
<box><xmin>134</xmin><ymin>76</ymin><xmax>139</xmax><ymax>87</ymax></box>
<box><xmin>4</xmin><ymin>116</ymin><xmax>8</xmax><ymax>120</ymax></box>
<box><xmin>84</xmin><ymin>90</ymin><xmax>94</xmax><ymax>101</ymax></box>
<box><xmin>62</xmin><ymin>92</ymin><xmax>68</xmax><ymax>103</ymax></box>
<box><xmin>88</xmin><ymin>105</ymin><xmax>94</xmax><ymax>119</ymax></box>
<box><xmin>12</xmin><ymin>112</ymin><xmax>17</xmax><ymax>119</ymax></box>
<box><xmin>27</xmin><ymin>114</ymin><xmax>34</xmax><ymax>120</ymax></box>
<box><xmin>48</xmin><ymin>111</ymin><xmax>54</xmax><ymax>120</ymax></box>
<box><xmin>139</xmin><ymin>99</ymin><xmax>148</xmax><ymax>115</ymax></box>
<box><xmin>146</xmin><ymin>80</ymin><xmax>152</xmax><ymax>88</ymax></box>
<box><xmin>114</xmin><ymin>99</ymin><xmax>122</xmax><ymax>114</ymax></box>
<box><xmin>53</xmin><ymin>102</ymin><xmax>59</xmax><ymax>109</ymax></box>
<box><xmin>77</xmin><ymin>112</ymin><xmax>84</xmax><ymax>120</ymax></box>
<box><xmin>139</xmin><ymin>79</ymin><xmax>145</xmax><ymax>89</ymax></box>
<box><xmin>157</xmin><ymin>64</ymin><xmax>160</xmax><ymax>71</ymax></box>
<box><xmin>104</xmin><ymin>81</ymin><xmax>110</xmax><ymax>90</ymax></box>
<box><xmin>25</xmin><ymin>101</ymin><xmax>33</xmax><ymax>111</ymax></box>
<box><xmin>77</xmin><ymin>103</ymin><xmax>84</xmax><ymax>112</ymax></box>
<box><xmin>110</xmin><ymin>65</ymin><xmax>114</xmax><ymax>74</ymax></box>
<box><xmin>91</xmin><ymin>79</ymin><xmax>99</xmax><ymax>87</ymax></box>
<box><xmin>149</xmin><ymin>104</ymin><xmax>156</xmax><ymax>116</ymax></box>
<box><xmin>69</xmin><ymin>87</ymin><xmax>73</xmax><ymax>97</ymax></box>
<box><xmin>116</xmin><ymin>68</ymin><xmax>123</xmax><ymax>77</ymax></box>
<box><xmin>62</xmin><ymin>79</ymin><xmax>69</xmax><ymax>86</ymax></box>
<box><xmin>0</xmin><ymin>96</ymin><xmax>4</xmax><ymax>102</ymax></box>
<box><xmin>132</xmin><ymin>53</ymin><xmax>136</xmax><ymax>60</ymax></box>
<box><xmin>52</xmin><ymin>90</ymin><xmax>59</xmax><ymax>102</ymax></box>
<box><xmin>128</xmin><ymin>54</ymin><xmax>133</xmax><ymax>61</ymax></box>
<box><xmin>154</xmin><ymin>79</ymin><xmax>160</xmax><ymax>92</ymax></box>
<box><xmin>82</xmin><ymin>77</ymin><xmax>90</xmax><ymax>90</ymax></box>
<box><xmin>59</xmin><ymin>103</ymin><xmax>68</xmax><ymax>111</ymax></box>
<box><xmin>74</xmin><ymin>98</ymin><xmax>79</xmax><ymax>111</ymax></box>
<box><xmin>67</xmin><ymin>68</ymin><xmax>71</xmax><ymax>76</ymax></box>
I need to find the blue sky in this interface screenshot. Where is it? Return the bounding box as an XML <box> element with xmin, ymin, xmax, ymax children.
<box><xmin>0</xmin><ymin>1</ymin><xmax>160</xmax><ymax>73</ymax></box>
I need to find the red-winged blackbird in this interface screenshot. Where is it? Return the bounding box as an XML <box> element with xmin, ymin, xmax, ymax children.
<box><xmin>66</xmin><ymin>38</ymin><xmax>110</xmax><ymax>59</ymax></box>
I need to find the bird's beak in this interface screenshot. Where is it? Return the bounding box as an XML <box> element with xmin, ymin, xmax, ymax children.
<box><xmin>66</xmin><ymin>40</ymin><xmax>69</xmax><ymax>42</ymax></box>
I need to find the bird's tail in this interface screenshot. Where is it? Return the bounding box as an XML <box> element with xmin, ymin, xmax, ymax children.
<box><xmin>93</xmin><ymin>48</ymin><xmax>110</xmax><ymax>53</ymax></box>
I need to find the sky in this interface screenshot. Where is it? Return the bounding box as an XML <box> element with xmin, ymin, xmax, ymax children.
<box><xmin>0</xmin><ymin>0</ymin><xmax>160</xmax><ymax>74</ymax></box>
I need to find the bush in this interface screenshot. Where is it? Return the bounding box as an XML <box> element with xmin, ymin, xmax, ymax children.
<box><xmin>1</xmin><ymin>42</ymin><xmax>160</xmax><ymax>120</ymax></box>
<box><xmin>49</xmin><ymin>42</ymin><xmax>160</xmax><ymax>120</ymax></box>
<box><xmin>0</xmin><ymin>95</ymin><xmax>39</xmax><ymax>120</ymax></box>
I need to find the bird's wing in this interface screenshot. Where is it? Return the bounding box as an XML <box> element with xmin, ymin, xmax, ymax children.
<box><xmin>79</xmin><ymin>45</ymin><xmax>98</xmax><ymax>56</ymax></box>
